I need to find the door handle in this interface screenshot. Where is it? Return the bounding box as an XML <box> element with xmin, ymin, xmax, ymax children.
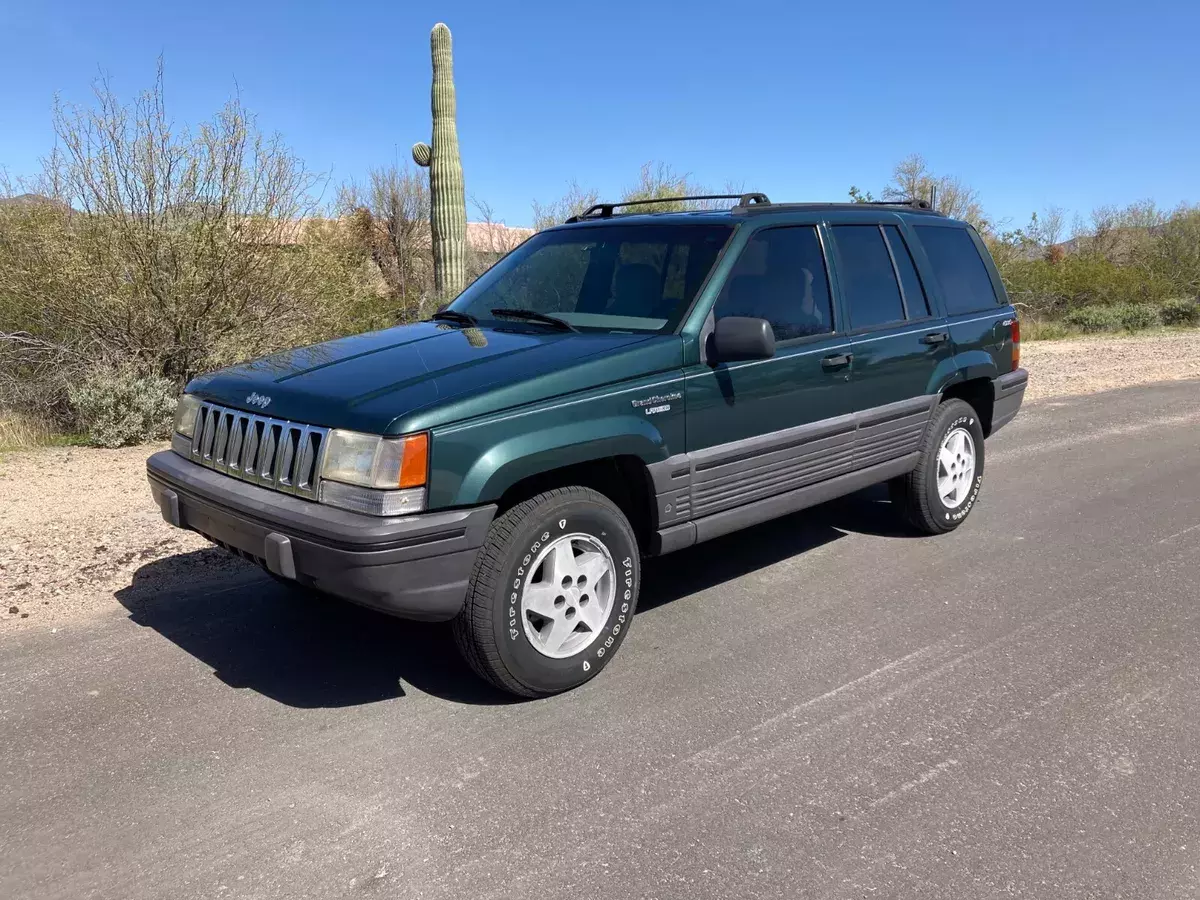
<box><xmin>920</xmin><ymin>331</ymin><xmax>950</xmax><ymax>345</ymax></box>
<box><xmin>821</xmin><ymin>352</ymin><xmax>852</xmax><ymax>369</ymax></box>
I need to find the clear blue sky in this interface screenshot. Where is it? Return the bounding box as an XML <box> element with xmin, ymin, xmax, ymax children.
<box><xmin>2</xmin><ymin>0</ymin><xmax>1197</xmax><ymax>229</ymax></box>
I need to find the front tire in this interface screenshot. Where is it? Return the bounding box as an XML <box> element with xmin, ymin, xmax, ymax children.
<box><xmin>452</xmin><ymin>487</ymin><xmax>641</xmax><ymax>697</ymax></box>
<box><xmin>890</xmin><ymin>398</ymin><xmax>986</xmax><ymax>535</ymax></box>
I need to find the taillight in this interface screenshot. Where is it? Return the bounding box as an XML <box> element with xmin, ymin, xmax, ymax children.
<box><xmin>1010</xmin><ymin>318</ymin><xmax>1021</xmax><ymax>371</ymax></box>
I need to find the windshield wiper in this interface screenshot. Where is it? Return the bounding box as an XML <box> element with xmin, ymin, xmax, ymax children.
<box><xmin>429</xmin><ymin>309</ymin><xmax>478</xmax><ymax>327</ymax></box>
<box><xmin>490</xmin><ymin>308</ymin><xmax>576</xmax><ymax>332</ymax></box>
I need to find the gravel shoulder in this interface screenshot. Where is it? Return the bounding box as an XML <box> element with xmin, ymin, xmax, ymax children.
<box><xmin>1021</xmin><ymin>329</ymin><xmax>1200</xmax><ymax>401</ymax></box>
<box><xmin>3</xmin><ymin>330</ymin><xmax>1199</xmax><ymax>633</ymax></box>
<box><xmin>0</xmin><ymin>445</ymin><xmax>251</xmax><ymax>632</ymax></box>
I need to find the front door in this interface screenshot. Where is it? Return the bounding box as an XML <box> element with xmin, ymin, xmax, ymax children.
<box><xmin>828</xmin><ymin>222</ymin><xmax>951</xmax><ymax>467</ymax></box>
<box><xmin>683</xmin><ymin>225</ymin><xmax>859</xmax><ymax>520</ymax></box>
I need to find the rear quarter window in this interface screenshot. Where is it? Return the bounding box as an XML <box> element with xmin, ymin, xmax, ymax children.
<box><xmin>914</xmin><ymin>226</ymin><xmax>999</xmax><ymax>316</ymax></box>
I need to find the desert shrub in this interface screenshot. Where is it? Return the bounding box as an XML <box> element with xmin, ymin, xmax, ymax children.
<box><xmin>0</xmin><ymin>67</ymin><xmax>370</xmax><ymax>379</ymax></box>
<box><xmin>0</xmin><ymin>408</ymin><xmax>57</xmax><ymax>450</ymax></box>
<box><xmin>1064</xmin><ymin>306</ymin><xmax>1121</xmax><ymax>332</ymax></box>
<box><xmin>1022</xmin><ymin>320</ymin><xmax>1073</xmax><ymax>341</ymax></box>
<box><xmin>1116</xmin><ymin>303</ymin><xmax>1161</xmax><ymax>330</ymax></box>
<box><xmin>1160</xmin><ymin>298</ymin><xmax>1200</xmax><ymax>326</ymax></box>
<box><xmin>0</xmin><ymin>67</ymin><xmax>384</xmax><ymax>442</ymax></box>
<box><xmin>67</xmin><ymin>366</ymin><xmax>177</xmax><ymax>448</ymax></box>
<box><xmin>1063</xmin><ymin>304</ymin><xmax>1159</xmax><ymax>333</ymax></box>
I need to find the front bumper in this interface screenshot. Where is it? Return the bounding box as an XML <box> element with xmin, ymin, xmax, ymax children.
<box><xmin>146</xmin><ymin>450</ymin><xmax>495</xmax><ymax>622</ymax></box>
<box><xmin>991</xmin><ymin>367</ymin><xmax>1029</xmax><ymax>433</ymax></box>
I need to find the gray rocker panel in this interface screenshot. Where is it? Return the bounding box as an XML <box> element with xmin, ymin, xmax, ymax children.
<box><xmin>647</xmin><ymin>395</ymin><xmax>936</xmax><ymax>546</ymax></box>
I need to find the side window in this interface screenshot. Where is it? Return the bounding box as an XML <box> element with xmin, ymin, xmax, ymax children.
<box><xmin>713</xmin><ymin>226</ymin><xmax>833</xmax><ymax>341</ymax></box>
<box><xmin>831</xmin><ymin>225</ymin><xmax>905</xmax><ymax>329</ymax></box>
<box><xmin>883</xmin><ymin>225</ymin><xmax>930</xmax><ymax>317</ymax></box>
<box><xmin>914</xmin><ymin>225</ymin><xmax>999</xmax><ymax>315</ymax></box>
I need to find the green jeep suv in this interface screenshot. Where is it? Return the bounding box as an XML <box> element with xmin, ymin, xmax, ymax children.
<box><xmin>147</xmin><ymin>194</ymin><xmax>1028</xmax><ymax>697</ymax></box>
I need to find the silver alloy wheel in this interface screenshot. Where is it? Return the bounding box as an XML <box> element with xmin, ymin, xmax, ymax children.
<box><xmin>937</xmin><ymin>426</ymin><xmax>976</xmax><ymax>509</ymax></box>
<box><xmin>520</xmin><ymin>533</ymin><xmax>616</xmax><ymax>659</ymax></box>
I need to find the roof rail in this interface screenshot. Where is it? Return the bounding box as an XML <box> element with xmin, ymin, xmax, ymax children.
<box><xmin>731</xmin><ymin>198</ymin><xmax>944</xmax><ymax>217</ymax></box>
<box><xmin>566</xmin><ymin>192</ymin><xmax>769</xmax><ymax>223</ymax></box>
<box><xmin>864</xmin><ymin>198</ymin><xmax>933</xmax><ymax>210</ymax></box>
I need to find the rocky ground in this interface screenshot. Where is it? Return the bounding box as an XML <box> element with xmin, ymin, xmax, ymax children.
<box><xmin>3</xmin><ymin>330</ymin><xmax>1199</xmax><ymax>632</ymax></box>
<box><xmin>1021</xmin><ymin>330</ymin><xmax>1200</xmax><ymax>402</ymax></box>
<box><xmin>0</xmin><ymin>446</ymin><xmax>249</xmax><ymax>631</ymax></box>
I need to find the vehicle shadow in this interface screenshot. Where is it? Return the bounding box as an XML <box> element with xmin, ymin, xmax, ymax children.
<box><xmin>637</xmin><ymin>484</ymin><xmax>916</xmax><ymax>613</ymax></box>
<box><xmin>115</xmin><ymin>551</ymin><xmax>515</xmax><ymax>708</ymax></box>
<box><xmin>116</xmin><ymin>487</ymin><xmax>914</xmax><ymax>709</ymax></box>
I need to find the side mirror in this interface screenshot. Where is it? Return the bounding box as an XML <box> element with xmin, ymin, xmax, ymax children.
<box><xmin>710</xmin><ymin>316</ymin><xmax>775</xmax><ymax>364</ymax></box>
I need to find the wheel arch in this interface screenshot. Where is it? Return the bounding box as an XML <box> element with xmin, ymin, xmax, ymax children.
<box><xmin>493</xmin><ymin>455</ymin><xmax>657</xmax><ymax>552</ymax></box>
<box><xmin>439</xmin><ymin>416</ymin><xmax>664</xmax><ymax>551</ymax></box>
<box><xmin>939</xmin><ymin>376</ymin><xmax>995</xmax><ymax>436</ymax></box>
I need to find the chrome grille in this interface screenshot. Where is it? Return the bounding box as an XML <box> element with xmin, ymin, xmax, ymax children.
<box><xmin>189</xmin><ymin>401</ymin><xmax>328</xmax><ymax>499</ymax></box>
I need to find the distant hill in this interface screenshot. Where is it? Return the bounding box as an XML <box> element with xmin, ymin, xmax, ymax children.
<box><xmin>0</xmin><ymin>193</ymin><xmax>73</xmax><ymax>213</ymax></box>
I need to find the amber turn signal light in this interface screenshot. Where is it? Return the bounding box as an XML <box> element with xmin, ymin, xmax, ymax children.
<box><xmin>398</xmin><ymin>433</ymin><xmax>429</xmax><ymax>489</ymax></box>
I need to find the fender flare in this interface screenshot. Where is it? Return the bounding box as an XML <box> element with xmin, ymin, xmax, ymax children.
<box><xmin>456</xmin><ymin>415</ymin><xmax>667</xmax><ymax>506</ymax></box>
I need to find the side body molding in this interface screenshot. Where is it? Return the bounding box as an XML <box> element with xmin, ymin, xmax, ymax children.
<box><xmin>646</xmin><ymin>395</ymin><xmax>936</xmax><ymax>554</ymax></box>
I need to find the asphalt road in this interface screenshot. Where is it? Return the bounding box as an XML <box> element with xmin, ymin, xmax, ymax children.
<box><xmin>4</xmin><ymin>380</ymin><xmax>1200</xmax><ymax>900</ymax></box>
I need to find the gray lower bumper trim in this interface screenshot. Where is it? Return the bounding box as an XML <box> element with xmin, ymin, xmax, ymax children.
<box><xmin>146</xmin><ymin>450</ymin><xmax>495</xmax><ymax>622</ymax></box>
<box><xmin>992</xmin><ymin>367</ymin><xmax>1029</xmax><ymax>434</ymax></box>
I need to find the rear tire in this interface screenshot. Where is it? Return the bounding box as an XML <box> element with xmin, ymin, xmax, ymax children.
<box><xmin>890</xmin><ymin>398</ymin><xmax>986</xmax><ymax>535</ymax></box>
<box><xmin>452</xmin><ymin>487</ymin><xmax>641</xmax><ymax>698</ymax></box>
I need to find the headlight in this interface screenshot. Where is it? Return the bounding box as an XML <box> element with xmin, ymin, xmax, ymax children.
<box><xmin>319</xmin><ymin>430</ymin><xmax>429</xmax><ymax>516</ymax></box>
<box><xmin>174</xmin><ymin>394</ymin><xmax>202</xmax><ymax>438</ymax></box>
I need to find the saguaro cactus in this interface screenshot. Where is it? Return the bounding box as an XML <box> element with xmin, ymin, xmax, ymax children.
<box><xmin>412</xmin><ymin>22</ymin><xmax>468</xmax><ymax>301</ymax></box>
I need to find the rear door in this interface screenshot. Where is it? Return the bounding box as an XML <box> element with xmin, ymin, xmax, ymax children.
<box><xmin>910</xmin><ymin>223</ymin><xmax>1013</xmax><ymax>378</ymax></box>
<box><xmin>828</xmin><ymin>222</ymin><xmax>951</xmax><ymax>468</ymax></box>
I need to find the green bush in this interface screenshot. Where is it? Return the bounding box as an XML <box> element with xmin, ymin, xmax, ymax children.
<box><xmin>1022</xmin><ymin>320</ymin><xmax>1073</xmax><ymax>341</ymax></box>
<box><xmin>1063</xmin><ymin>304</ymin><xmax>1160</xmax><ymax>333</ymax></box>
<box><xmin>1117</xmin><ymin>303</ymin><xmax>1160</xmax><ymax>330</ymax></box>
<box><xmin>1064</xmin><ymin>306</ymin><xmax>1122</xmax><ymax>332</ymax></box>
<box><xmin>1160</xmin><ymin>298</ymin><xmax>1200</xmax><ymax>326</ymax></box>
<box><xmin>67</xmin><ymin>367</ymin><xmax>177</xmax><ymax>448</ymax></box>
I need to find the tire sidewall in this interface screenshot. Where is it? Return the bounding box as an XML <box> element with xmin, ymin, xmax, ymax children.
<box><xmin>490</xmin><ymin>496</ymin><xmax>639</xmax><ymax>694</ymax></box>
<box><xmin>925</xmin><ymin>405</ymin><xmax>986</xmax><ymax>529</ymax></box>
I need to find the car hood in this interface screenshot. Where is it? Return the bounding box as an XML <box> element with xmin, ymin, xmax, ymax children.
<box><xmin>186</xmin><ymin>322</ymin><xmax>668</xmax><ymax>434</ymax></box>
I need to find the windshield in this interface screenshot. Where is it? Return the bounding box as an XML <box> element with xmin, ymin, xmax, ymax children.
<box><xmin>448</xmin><ymin>222</ymin><xmax>734</xmax><ymax>333</ymax></box>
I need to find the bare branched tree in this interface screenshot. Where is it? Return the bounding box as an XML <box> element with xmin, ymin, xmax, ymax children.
<box><xmin>882</xmin><ymin>154</ymin><xmax>989</xmax><ymax>231</ymax></box>
<box><xmin>468</xmin><ymin>196</ymin><xmax>531</xmax><ymax>286</ymax></box>
<box><xmin>338</xmin><ymin>163</ymin><xmax>432</xmax><ymax>320</ymax></box>
<box><xmin>531</xmin><ymin>162</ymin><xmax>737</xmax><ymax>231</ymax></box>
<box><xmin>532</xmin><ymin>180</ymin><xmax>600</xmax><ymax>231</ymax></box>
<box><xmin>0</xmin><ymin>61</ymin><xmax>361</xmax><ymax>432</ymax></box>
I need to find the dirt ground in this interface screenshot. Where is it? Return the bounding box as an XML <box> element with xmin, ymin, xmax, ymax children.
<box><xmin>1021</xmin><ymin>330</ymin><xmax>1200</xmax><ymax>402</ymax></box>
<box><xmin>3</xmin><ymin>330</ymin><xmax>1200</xmax><ymax>633</ymax></box>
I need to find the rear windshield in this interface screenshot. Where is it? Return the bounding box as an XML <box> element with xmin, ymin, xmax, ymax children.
<box><xmin>914</xmin><ymin>225</ymin><xmax>999</xmax><ymax>316</ymax></box>
<box><xmin>449</xmin><ymin>223</ymin><xmax>734</xmax><ymax>332</ymax></box>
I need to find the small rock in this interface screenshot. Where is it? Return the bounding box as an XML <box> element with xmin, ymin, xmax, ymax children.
<box><xmin>13</xmin><ymin>581</ymin><xmax>30</xmax><ymax>590</ymax></box>
<box><xmin>7</xmin><ymin>605</ymin><xmax>17</xmax><ymax>615</ymax></box>
<box><xmin>20</xmin><ymin>612</ymin><xmax>28</xmax><ymax>618</ymax></box>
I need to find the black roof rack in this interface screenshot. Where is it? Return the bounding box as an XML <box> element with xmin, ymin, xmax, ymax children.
<box><xmin>732</xmin><ymin>198</ymin><xmax>942</xmax><ymax>217</ymax></box>
<box><xmin>561</xmin><ymin>193</ymin><xmax>944</xmax><ymax>224</ymax></box>
<box><xmin>566</xmin><ymin>192</ymin><xmax>769</xmax><ymax>223</ymax></box>
<box><xmin>867</xmin><ymin>198</ymin><xmax>933</xmax><ymax>210</ymax></box>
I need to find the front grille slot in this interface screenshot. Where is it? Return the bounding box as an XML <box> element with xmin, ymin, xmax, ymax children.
<box><xmin>188</xmin><ymin>401</ymin><xmax>328</xmax><ymax>500</ymax></box>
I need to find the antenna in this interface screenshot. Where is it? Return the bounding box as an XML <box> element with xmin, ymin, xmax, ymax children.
<box><xmin>930</xmin><ymin>185</ymin><xmax>938</xmax><ymax>212</ymax></box>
